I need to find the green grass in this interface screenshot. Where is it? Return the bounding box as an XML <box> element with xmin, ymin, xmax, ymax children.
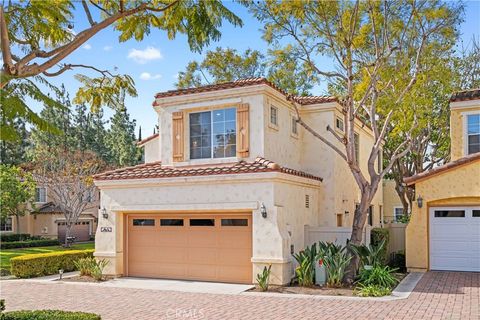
<box><xmin>0</xmin><ymin>242</ymin><xmax>94</xmax><ymax>271</ymax></box>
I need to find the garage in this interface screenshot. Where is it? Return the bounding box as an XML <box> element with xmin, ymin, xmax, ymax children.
<box><xmin>58</xmin><ymin>220</ymin><xmax>91</xmax><ymax>242</ymax></box>
<box><xmin>429</xmin><ymin>207</ymin><xmax>480</xmax><ymax>272</ymax></box>
<box><xmin>125</xmin><ymin>213</ymin><xmax>252</xmax><ymax>284</ymax></box>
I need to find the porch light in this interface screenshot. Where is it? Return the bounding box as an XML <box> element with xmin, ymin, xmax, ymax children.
<box><xmin>102</xmin><ymin>208</ymin><xmax>108</xmax><ymax>219</ymax></box>
<box><xmin>260</xmin><ymin>203</ymin><xmax>267</xmax><ymax>218</ymax></box>
<box><xmin>417</xmin><ymin>195</ymin><xmax>423</xmax><ymax>208</ymax></box>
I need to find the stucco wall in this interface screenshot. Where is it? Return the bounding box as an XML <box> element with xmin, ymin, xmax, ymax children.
<box><xmin>406</xmin><ymin>160</ymin><xmax>480</xmax><ymax>271</ymax></box>
<box><xmin>383</xmin><ymin>179</ymin><xmax>403</xmax><ymax>223</ymax></box>
<box><xmin>450</xmin><ymin>101</ymin><xmax>480</xmax><ymax>161</ymax></box>
<box><xmin>143</xmin><ymin>136</ymin><xmax>161</xmax><ymax>163</ymax></box>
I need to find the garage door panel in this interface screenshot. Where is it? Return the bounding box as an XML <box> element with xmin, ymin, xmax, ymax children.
<box><xmin>187</xmin><ymin>231</ymin><xmax>217</xmax><ymax>246</ymax></box>
<box><xmin>218</xmin><ymin>266</ymin><xmax>251</xmax><ymax>281</ymax></box>
<box><xmin>187</xmin><ymin>264</ymin><xmax>218</xmax><ymax>279</ymax></box>
<box><xmin>187</xmin><ymin>248</ymin><xmax>218</xmax><ymax>264</ymax></box>
<box><xmin>129</xmin><ymin>262</ymin><xmax>188</xmax><ymax>278</ymax></box>
<box><xmin>217</xmin><ymin>233</ymin><xmax>251</xmax><ymax>248</ymax></box>
<box><xmin>218</xmin><ymin>248</ymin><xmax>252</xmax><ymax>265</ymax></box>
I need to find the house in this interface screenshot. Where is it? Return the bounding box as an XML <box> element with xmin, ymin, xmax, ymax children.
<box><xmin>93</xmin><ymin>78</ymin><xmax>383</xmax><ymax>284</ymax></box>
<box><xmin>0</xmin><ymin>183</ymin><xmax>99</xmax><ymax>242</ymax></box>
<box><xmin>383</xmin><ymin>179</ymin><xmax>406</xmax><ymax>223</ymax></box>
<box><xmin>404</xmin><ymin>88</ymin><xmax>480</xmax><ymax>272</ymax></box>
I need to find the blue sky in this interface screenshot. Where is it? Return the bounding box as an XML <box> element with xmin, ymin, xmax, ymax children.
<box><xmin>35</xmin><ymin>1</ymin><xmax>480</xmax><ymax>137</ymax></box>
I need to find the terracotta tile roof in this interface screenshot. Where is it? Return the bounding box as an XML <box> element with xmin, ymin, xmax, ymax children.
<box><xmin>450</xmin><ymin>88</ymin><xmax>480</xmax><ymax>102</ymax></box>
<box><xmin>33</xmin><ymin>202</ymin><xmax>63</xmax><ymax>214</ymax></box>
<box><xmin>153</xmin><ymin>78</ymin><xmax>337</xmax><ymax>106</ymax></box>
<box><xmin>404</xmin><ymin>152</ymin><xmax>480</xmax><ymax>185</ymax></box>
<box><xmin>137</xmin><ymin>133</ymin><xmax>159</xmax><ymax>146</ymax></box>
<box><xmin>94</xmin><ymin>157</ymin><xmax>323</xmax><ymax>182</ymax></box>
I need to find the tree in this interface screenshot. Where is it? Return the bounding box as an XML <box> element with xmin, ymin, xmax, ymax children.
<box><xmin>250</xmin><ymin>0</ymin><xmax>462</xmax><ymax>280</ymax></box>
<box><xmin>0</xmin><ymin>117</ymin><xmax>29</xmax><ymax>165</ymax></box>
<box><xmin>0</xmin><ymin>165</ymin><xmax>36</xmax><ymax>233</ymax></box>
<box><xmin>176</xmin><ymin>47</ymin><xmax>317</xmax><ymax>95</ymax></box>
<box><xmin>33</xmin><ymin>148</ymin><xmax>105</xmax><ymax>246</ymax></box>
<box><xmin>0</xmin><ymin>0</ymin><xmax>242</xmax><ymax>140</ymax></box>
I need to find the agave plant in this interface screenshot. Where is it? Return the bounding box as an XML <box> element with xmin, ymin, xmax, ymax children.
<box><xmin>317</xmin><ymin>241</ymin><xmax>352</xmax><ymax>287</ymax></box>
<box><xmin>293</xmin><ymin>244</ymin><xmax>317</xmax><ymax>286</ymax></box>
<box><xmin>349</xmin><ymin>238</ymin><xmax>387</xmax><ymax>268</ymax></box>
<box><xmin>256</xmin><ymin>265</ymin><xmax>272</xmax><ymax>291</ymax></box>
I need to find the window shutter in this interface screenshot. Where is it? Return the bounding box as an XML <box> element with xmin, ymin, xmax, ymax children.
<box><xmin>172</xmin><ymin>111</ymin><xmax>184</xmax><ymax>162</ymax></box>
<box><xmin>236</xmin><ymin>103</ymin><xmax>250</xmax><ymax>158</ymax></box>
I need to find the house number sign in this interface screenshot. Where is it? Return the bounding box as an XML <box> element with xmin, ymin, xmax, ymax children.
<box><xmin>101</xmin><ymin>227</ymin><xmax>112</xmax><ymax>232</ymax></box>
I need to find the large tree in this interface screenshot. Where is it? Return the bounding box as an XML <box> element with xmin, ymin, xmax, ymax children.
<box><xmin>250</xmin><ymin>0</ymin><xmax>462</xmax><ymax>280</ymax></box>
<box><xmin>0</xmin><ymin>0</ymin><xmax>242</xmax><ymax>140</ymax></box>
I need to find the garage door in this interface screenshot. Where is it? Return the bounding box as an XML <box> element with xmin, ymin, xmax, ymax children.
<box><xmin>126</xmin><ymin>213</ymin><xmax>252</xmax><ymax>283</ymax></box>
<box><xmin>430</xmin><ymin>207</ymin><xmax>480</xmax><ymax>272</ymax></box>
<box><xmin>58</xmin><ymin>220</ymin><xmax>91</xmax><ymax>242</ymax></box>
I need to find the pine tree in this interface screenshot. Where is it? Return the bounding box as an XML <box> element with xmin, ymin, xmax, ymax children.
<box><xmin>0</xmin><ymin>117</ymin><xmax>29</xmax><ymax>165</ymax></box>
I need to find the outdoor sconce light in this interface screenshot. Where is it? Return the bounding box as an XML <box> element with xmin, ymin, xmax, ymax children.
<box><xmin>260</xmin><ymin>203</ymin><xmax>267</xmax><ymax>218</ymax></box>
<box><xmin>102</xmin><ymin>208</ymin><xmax>108</xmax><ymax>219</ymax></box>
<box><xmin>417</xmin><ymin>195</ymin><xmax>423</xmax><ymax>208</ymax></box>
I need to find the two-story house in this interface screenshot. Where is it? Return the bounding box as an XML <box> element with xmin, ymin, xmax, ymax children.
<box><xmin>93</xmin><ymin>78</ymin><xmax>383</xmax><ymax>284</ymax></box>
<box><xmin>404</xmin><ymin>88</ymin><xmax>480</xmax><ymax>273</ymax></box>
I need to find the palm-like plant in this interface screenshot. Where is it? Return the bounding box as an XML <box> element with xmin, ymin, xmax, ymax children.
<box><xmin>349</xmin><ymin>238</ymin><xmax>387</xmax><ymax>268</ymax></box>
<box><xmin>317</xmin><ymin>242</ymin><xmax>352</xmax><ymax>287</ymax></box>
<box><xmin>293</xmin><ymin>244</ymin><xmax>317</xmax><ymax>286</ymax></box>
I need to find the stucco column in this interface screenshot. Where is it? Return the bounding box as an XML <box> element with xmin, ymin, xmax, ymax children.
<box><xmin>94</xmin><ymin>208</ymin><xmax>122</xmax><ymax>276</ymax></box>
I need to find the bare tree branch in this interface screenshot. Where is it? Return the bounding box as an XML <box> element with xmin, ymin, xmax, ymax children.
<box><xmin>82</xmin><ymin>0</ymin><xmax>96</xmax><ymax>26</ymax></box>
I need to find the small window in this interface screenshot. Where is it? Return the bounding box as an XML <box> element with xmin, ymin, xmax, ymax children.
<box><xmin>133</xmin><ymin>219</ymin><xmax>155</xmax><ymax>226</ymax></box>
<box><xmin>354</xmin><ymin>133</ymin><xmax>360</xmax><ymax>164</ymax></box>
<box><xmin>160</xmin><ymin>219</ymin><xmax>184</xmax><ymax>226</ymax></box>
<box><xmin>0</xmin><ymin>217</ymin><xmax>12</xmax><ymax>232</ymax></box>
<box><xmin>270</xmin><ymin>106</ymin><xmax>278</xmax><ymax>126</ymax></box>
<box><xmin>190</xmin><ymin>219</ymin><xmax>215</xmax><ymax>226</ymax></box>
<box><xmin>394</xmin><ymin>207</ymin><xmax>404</xmax><ymax>222</ymax></box>
<box><xmin>221</xmin><ymin>219</ymin><xmax>248</xmax><ymax>226</ymax></box>
<box><xmin>291</xmin><ymin>116</ymin><xmax>298</xmax><ymax>135</ymax></box>
<box><xmin>434</xmin><ymin>210</ymin><xmax>465</xmax><ymax>218</ymax></box>
<box><xmin>466</xmin><ymin>114</ymin><xmax>480</xmax><ymax>155</ymax></box>
<box><xmin>35</xmin><ymin>187</ymin><xmax>46</xmax><ymax>203</ymax></box>
<box><xmin>472</xmin><ymin>210</ymin><xmax>480</xmax><ymax>217</ymax></box>
<box><xmin>336</xmin><ymin>214</ymin><xmax>343</xmax><ymax>227</ymax></box>
<box><xmin>336</xmin><ymin>117</ymin><xmax>344</xmax><ymax>132</ymax></box>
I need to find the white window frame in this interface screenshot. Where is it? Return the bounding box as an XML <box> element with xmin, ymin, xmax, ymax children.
<box><xmin>269</xmin><ymin>105</ymin><xmax>279</xmax><ymax>129</ymax></box>
<box><xmin>335</xmin><ymin>116</ymin><xmax>344</xmax><ymax>132</ymax></box>
<box><xmin>0</xmin><ymin>217</ymin><xmax>13</xmax><ymax>232</ymax></box>
<box><xmin>393</xmin><ymin>206</ymin><xmax>404</xmax><ymax>222</ymax></box>
<box><xmin>463</xmin><ymin>111</ymin><xmax>480</xmax><ymax>156</ymax></box>
<box><xmin>35</xmin><ymin>187</ymin><xmax>47</xmax><ymax>203</ymax></box>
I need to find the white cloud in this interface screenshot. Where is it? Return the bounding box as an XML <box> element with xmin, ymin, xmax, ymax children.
<box><xmin>139</xmin><ymin>72</ymin><xmax>162</xmax><ymax>81</ymax></box>
<box><xmin>128</xmin><ymin>47</ymin><xmax>162</xmax><ymax>64</ymax></box>
<box><xmin>103</xmin><ymin>45</ymin><xmax>112</xmax><ymax>51</ymax></box>
<box><xmin>82</xmin><ymin>43</ymin><xmax>92</xmax><ymax>50</ymax></box>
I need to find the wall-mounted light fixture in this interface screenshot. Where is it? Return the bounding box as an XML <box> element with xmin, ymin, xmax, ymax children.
<box><xmin>102</xmin><ymin>208</ymin><xmax>108</xmax><ymax>219</ymax></box>
<box><xmin>260</xmin><ymin>203</ymin><xmax>267</xmax><ymax>218</ymax></box>
<box><xmin>417</xmin><ymin>195</ymin><xmax>423</xmax><ymax>208</ymax></box>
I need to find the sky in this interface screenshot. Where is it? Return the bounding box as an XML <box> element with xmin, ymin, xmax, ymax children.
<box><xmin>31</xmin><ymin>1</ymin><xmax>480</xmax><ymax>137</ymax></box>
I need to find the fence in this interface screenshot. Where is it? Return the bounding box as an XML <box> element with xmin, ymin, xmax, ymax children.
<box><xmin>385</xmin><ymin>223</ymin><xmax>406</xmax><ymax>254</ymax></box>
<box><xmin>305</xmin><ymin>225</ymin><xmax>371</xmax><ymax>247</ymax></box>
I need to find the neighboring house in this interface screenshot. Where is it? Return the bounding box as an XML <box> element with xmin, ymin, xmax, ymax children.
<box><xmin>0</xmin><ymin>184</ymin><xmax>99</xmax><ymax>242</ymax></box>
<box><xmin>404</xmin><ymin>88</ymin><xmax>480</xmax><ymax>273</ymax></box>
<box><xmin>93</xmin><ymin>78</ymin><xmax>383</xmax><ymax>284</ymax></box>
<box><xmin>383</xmin><ymin>179</ymin><xmax>405</xmax><ymax>223</ymax></box>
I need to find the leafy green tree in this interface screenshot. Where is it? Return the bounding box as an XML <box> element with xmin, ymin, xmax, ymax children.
<box><xmin>0</xmin><ymin>0</ymin><xmax>242</xmax><ymax>140</ymax></box>
<box><xmin>176</xmin><ymin>47</ymin><xmax>316</xmax><ymax>95</ymax></box>
<box><xmin>250</xmin><ymin>0</ymin><xmax>462</xmax><ymax>280</ymax></box>
<box><xmin>0</xmin><ymin>165</ymin><xmax>36</xmax><ymax>233</ymax></box>
<box><xmin>0</xmin><ymin>117</ymin><xmax>29</xmax><ymax>165</ymax></box>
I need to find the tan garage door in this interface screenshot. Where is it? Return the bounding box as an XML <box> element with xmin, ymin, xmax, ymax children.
<box><xmin>126</xmin><ymin>213</ymin><xmax>252</xmax><ymax>284</ymax></box>
<box><xmin>58</xmin><ymin>221</ymin><xmax>91</xmax><ymax>242</ymax></box>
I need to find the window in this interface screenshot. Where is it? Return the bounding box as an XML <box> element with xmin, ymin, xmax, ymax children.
<box><xmin>466</xmin><ymin>114</ymin><xmax>480</xmax><ymax>155</ymax></box>
<box><xmin>221</xmin><ymin>219</ymin><xmax>248</xmax><ymax>226</ymax></box>
<box><xmin>473</xmin><ymin>210</ymin><xmax>480</xmax><ymax>217</ymax></box>
<box><xmin>35</xmin><ymin>187</ymin><xmax>46</xmax><ymax>203</ymax></box>
<box><xmin>160</xmin><ymin>219</ymin><xmax>184</xmax><ymax>226</ymax></box>
<box><xmin>394</xmin><ymin>207</ymin><xmax>404</xmax><ymax>222</ymax></box>
<box><xmin>190</xmin><ymin>219</ymin><xmax>215</xmax><ymax>226</ymax></box>
<box><xmin>336</xmin><ymin>214</ymin><xmax>343</xmax><ymax>227</ymax></box>
<box><xmin>291</xmin><ymin>116</ymin><xmax>298</xmax><ymax>135</ymax></box>
<box><xmin>189</xmin><ymin>108</ymin><xmax>236</xmax><ymax>159</ymax></box>
<box><xmin>270</xmin><ymin>106</ymin><xmax>278</xmax><ymax>126</ymax></box>
<box><xmin>368</xmin><ymin>205</ymin><xmax>373</xmax><ymax>226</ymax></box>
<box><xmin>336</xmin><ymin>117</ymin><xmax>344</xmax><ymax>132</ymax></box>
<box><xmin>434</xmin><ymin>210</ymin><xmax>465</xmax><ymax>218</ymax></box>
<box><xmin>133</xmin><ymin>219</ymin><xmax>155</xmax><ymax>226</ymax></box>
<box><xmin>0</xmin><ymin>217</ymin><xmax>12</xmax><ymax>232</ymax></box>
<box><xmin>354</xmin><ymin>133</ymin><xmax>360</xmax><ymax>163</ymax></box>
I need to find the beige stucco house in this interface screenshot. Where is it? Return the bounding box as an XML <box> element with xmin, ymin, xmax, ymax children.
<box><xmin>404</xmin><ymin>88</ymin><xmax>480</xmax><ymax>273</ymax></box>
<box><xmin>1</xmin><ymin>184</ymin><xmax>99</xmax><ymax>242</ymax></box>
<box><xmin>93</xmin><ymin>78</ymin><xmax>383</xmax><ymax>284</ymax></box>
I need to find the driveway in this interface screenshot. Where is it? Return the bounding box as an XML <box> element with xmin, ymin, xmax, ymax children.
<box><xmin>1</xmin><ymin>271</ymin><xmax>478</xmax><ymax>320</ymax></box>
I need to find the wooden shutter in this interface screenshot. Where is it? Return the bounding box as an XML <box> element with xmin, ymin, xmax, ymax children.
<box><xmin>172</xmin><ymin>111</ymin><xmax>184</xmax><ymax>162</ymax></box>
<box><xmin>236</xmin><ymin>103</ymin><xmax>250</xmax><ymax>158</ymax></box>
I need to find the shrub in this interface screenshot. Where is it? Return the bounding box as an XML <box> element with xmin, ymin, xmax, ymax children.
<box><xmin>389</xmin><ymin>251</ymin><xmax>406</xmax><ymax>272</ymax></box>
<box><xmin>1</xmin><ymin>239</ymin><xmax>59</xmax><ymax>250</ymax></box>
<box><xmin>1</xmin><ymin>310</ymin><xmax>101</xmax><ymax>319</ymax></box>
<box><xmin>349</xmin><ymin>238</ymin><xmax>387</xmax><ymax>268</ymax></box>
<box><xmin>317</xmin><ymin>242</ymin><xmax>351</xmax><ymax>287</ymax></box>
<box><xmin>370</xmin><ymin>228</ymin><xmax>389</xmax><ymax>264</ymax></box>
<box><xmin>1</xmin><ymin>299</ymin><xmax>5</xmax><ymax>312</ymax></box>
<box><xmin>357</xmin><ymin>265</ymin><xmax>398</xmax><ymax>289</ymax></box>
<box><xmin>293</xmin><ymin>244</ymin><xmax>317</xmax><ymax>286</ymax></box>
<box><xmin>0</xmin><ymin>233</ymin><xmax>31</xmax><ymax>242</ymax></box>
<box><xmin>256</xmin><ymin>265</ymin><xmax>272</xmax><ymax>291</ymax></box>
<box><xmin>355</xmin><ymin>284</ymin><xmax>392</xmax><ymax>297</ymax></box>
<box><xmin>10</xmin><ymin>249</ymin><xmax>94</xmax><ymax>278</ymax></box>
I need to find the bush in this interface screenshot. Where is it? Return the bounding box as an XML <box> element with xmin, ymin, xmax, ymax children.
<box><xmin>389</xmin><ymin>251</ymin><xmax>406</xmax><ymax>272</ymax></box>
<box><xmin>256</xmin><ymin>265</ymin><xmax>272</xmax><ymax>291</ymax></box>
<box><xmin>1</xmin><ymin>310</ymin><xmax>101</xmax><ymax>319</ymax></box>
<box><xmin>10</xmin><ymin>249</ymin><xmax>94</xmax><ymax>278</ymax></box>
<box><xmin>370</xmin><ymin>228</ymin><xmax>389</xmax><ymax>265</ymax></box>
<box><xmin>293</xmin><ymin>244</ymin><xmax>317</xmax><ymax>287</ymax></box>
<box><xmin>355</xmin><ymin>284</ymin><xmax>392</xmax><ymax>297</ymax></box>
<box><xmin>0</xmin><ymin>233</ymin><xmax>31</xmax><ymax>242</ymax></box>
<box><xmin>74</xmin><ymin>257</ymin><xmax>109</xmax><ymax>281</ymax></box>
<box><xmin>349</xmin><ymin>238</ymin><xmax>387</xmax><ymax>268</ymax></box>
<box><xmin>317</xmin><ymin>242</ymin><xmax>351</xmax><ymax>287</ymax></box>
<box><xmin>1</xmin><ymin>239</ymin><xmax>59</xmax><ymax>250</ymax></box>
<box><xmin>357</xmin><ymin>265</ymin><xmax>398</xmax><ymax>289</ymax></box>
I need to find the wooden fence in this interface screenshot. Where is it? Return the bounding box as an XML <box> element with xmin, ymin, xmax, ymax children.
<box><xmin>385</xmin><ymin>223</ymin><xmax>406</xmax><ymax>254</ymax></box>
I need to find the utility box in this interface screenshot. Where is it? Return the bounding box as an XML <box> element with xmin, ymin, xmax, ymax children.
<box><xmin>315</xmin><ymin>259</ymin><xmax>326</xmax><ymax>285</ymax></box>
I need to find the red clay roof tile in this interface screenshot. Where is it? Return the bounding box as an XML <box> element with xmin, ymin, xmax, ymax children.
<box><xmin>450</xmin><ymin>88</ymin><xmax>480</xmax><ymax>102</ymax></box>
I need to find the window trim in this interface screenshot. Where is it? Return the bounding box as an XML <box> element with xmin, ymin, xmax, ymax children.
<box><xmin>269</xmin><ymin>105</ymin><xmax>279</xmax><ymax>129</ymax></box>
<box><xmin>290</xmin><ymin>114</ymin><xmax>299</xmax><ymax>138</ymax></box>
<box><xmin>335</xmin><ymin>116</ymin><xmax>344</xmax><ymax>133</ymax></box>
<box><xmin>0</xmin><ymin>217</ymin><xmax>13</xmax><ymax>232</ymax></box>
<box><xmin>35</xmin><ymin>187</ymin><xmax>47</xmax><ymax>204</ymax></box>
<box><xmin>463</xmin><ymin>111</ymin><xmax>480</xmax><ymax>156</ymax></box>
<box><xmin>393</xmin><ymin>206</ymin><xmax>404</xmax><ymax>222</ymax></box>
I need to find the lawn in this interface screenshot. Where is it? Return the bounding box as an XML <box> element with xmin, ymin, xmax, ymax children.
<box><xmin>0</xmin><ymin>242</ymin><xmax>95</xmax><ymax>271</ymax></box>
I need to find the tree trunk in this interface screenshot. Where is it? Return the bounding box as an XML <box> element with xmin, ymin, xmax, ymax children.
<box><xmin>64</xmin><ymin>223</ymin><xmax>72</xmax><ymax>247</ymax></box>
<box><xmin>15</xmin><ymin>214</ymin><xmax>20</xmax><ymax>234</ymax></box>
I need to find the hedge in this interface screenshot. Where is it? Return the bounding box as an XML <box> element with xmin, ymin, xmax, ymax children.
<box><xmin>10</xmin><ymin>249</ymin><xmax>94</xmax><ymax>278</ymax></box>
<box><xmin>1</xmin><ymin>310</ymin><xmax>101</xmax><ymax>320</ymax></box>
<box><xmin>371</xmin><ymin>228</ymin><xmax>390</xmax><ymax>265</ymax></box>
<box><xmin>1</xmin><ymin>239</ymin><xmax>59</xmax><ymax>250</ymax></box>
<box><xmin>0</xmin><ymin>233</ymin><xmax>32</xmax><ymax>242</ymax></box>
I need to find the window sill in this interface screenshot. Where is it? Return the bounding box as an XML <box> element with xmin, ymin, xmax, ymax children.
<box><xmin>290</xmin><ymin>132</ymin><xmax>299</xmax><ymax>139</ymax></box>
<box><xmin>177</xmin><ymin>157</ymin><xmax>240</xmax><ymax>167</ymax></box>
<box><xmin>268</xmin><ymin>123</ymin><xmax>279</xmax><ymax>131</ymax></box>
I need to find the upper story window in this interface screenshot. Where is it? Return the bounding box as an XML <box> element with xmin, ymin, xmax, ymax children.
<box><xmin>336</xmin><ymin>117</ymin><xmax>344</xmax><ymax>132</ymax></box>
<box><xmin>466</xmin><ymin>113</ymin><xmax>480</xmax><ymax>155</ymax></box>
<box><xmin>189</xmin><ymin>108</ymin><xmax>236</xmax><ymax>159</ymax></box>
<box><xmin>354</xmin><ymin>133</ymin><xmax>360</xmax><ymax>163</ymax></box>
<box><xmin>35</xmin><ymin>187</ymin><xmax>46</xmax><ymax>203</ymax></box>
<box><xmin>270</xmin><ymin>106</ymin><xmax>278</xmax><ymax>126</ymax></box>
<box><xmin>291</xmin><ymin>115</ymin><xmax>298</xmax><ymax>136</ymax></box>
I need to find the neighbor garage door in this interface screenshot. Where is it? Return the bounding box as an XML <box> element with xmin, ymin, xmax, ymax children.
<box><xmin>58</xmin><ymin>220</ymin><xmax>91</xmax><ymax>242</ymax></box>
<box><xmin>429</xmin><ymin>207</ymin><xmax>480</xmax><ymax>272</ymax></box>
<box><xmin>126</xmin><ymin>213</ymin><xmax>252</xmax><ymax>283</ymax></box>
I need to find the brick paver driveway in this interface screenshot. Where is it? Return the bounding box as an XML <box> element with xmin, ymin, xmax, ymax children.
<box><xmin>1</xmin><ymin>271</ymin><xmax>479</xmax><ymax>320</ymax></box>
